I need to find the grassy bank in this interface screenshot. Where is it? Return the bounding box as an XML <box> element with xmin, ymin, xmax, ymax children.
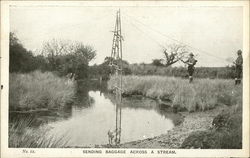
<box><xmin>9</xmin><ymin>71</ymin><xmax>75</xmax><ymax>111</ymax></box>
<box><xmin>109</xmin><ymin>75</ymin><xmax>242</xmax><ymax>148</ymax></box>
<box><xmin>108</xmin><ymin>75</ymin><xmax>242</xmax><ymax>112</ymax></box>
<box><xmin>129</xmin><ymin>64</ymin><xmax>235</xmax><ymax>79</ymax></box>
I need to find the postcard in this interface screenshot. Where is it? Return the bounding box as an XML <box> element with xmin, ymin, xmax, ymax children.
<box><xmin>1</xmin><ymin>1</ymin><xmax>249</xmax><ymax>157</ymax></box>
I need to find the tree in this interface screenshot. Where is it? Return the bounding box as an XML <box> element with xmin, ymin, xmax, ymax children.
<box><xmin>71</xmin><ymin>43</ymin><xmax>96</xmax><ymax>79</ymax></box>
<box><xmin>9</xmin><ymin>32</ymin><xmax>36</xmax><ymax>72</ymax></box>
<box><xmin>152</xmin><ymin>59</ymin><xmax>164</xmax><ymax>67</ymax></box>
<box><xmin>41</xmin><ymin>39</ymin><xmax>96</xmax><ymax>79</ymax></box>
<box><xmin>73</xmin><ymin>43</ymin><xmax>96</xmax><ymax>63</ymax></box>
<box><xmin>88</xmin><ymin>57</ymin><xmax>131</xmax><ymax>80</ymax></box>
<box><xmin>41</xmin><ymin>39</ymin><xmax>70</xmax><ymax>70</ymax></box>
<box><xmin>163</xmin><ymin>44</ymin><xmax>189</xmax><ymax>67</ymax></box>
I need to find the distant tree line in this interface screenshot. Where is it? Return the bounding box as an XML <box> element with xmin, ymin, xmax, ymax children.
<box><xmin>88</xmin><ymin>60</ymin><xmax>236</xmax><ymax>80</ymax></box>
<box><xmin>129</xmin><ymin>63</ymin><xmax>236</xmax><ymax>79</ymax></box>
<box><xmin>9</xmin><ymin>32</ymin><xmax>96</xmax><ymax>80</ymax></box>
<box><xmin>10</xmin><ymin>32</ymin><xmax>236</xmax><ymax>80</ymax></box>
<box><xmin>88</xmin><ymin>57</ymin><xmax>132</xmax><ymax>80</ymax></box>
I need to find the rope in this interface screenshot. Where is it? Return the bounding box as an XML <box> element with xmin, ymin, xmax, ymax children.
<box><xmin>123</xmin><ymin>15</ymin><xmax>167</xmax><ymax>49</ymax></box>
<box><xmin>123</xmin><ymin>12</ymin><xmax>232</xmax><ymax>63</ymax></box>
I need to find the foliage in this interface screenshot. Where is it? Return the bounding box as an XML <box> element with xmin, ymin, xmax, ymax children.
<box><xmin>41</xmin><ymin>39</ymin><xmax>96</xmax><ymax>79</ymax></box>
<box><xmin>10</xmin><ymin>33</ymin><xmax>96</xmax><ymax>80</ymax></box>
<box><xmin>10</xmin><ymin>32</ymin><xmax>236</xmax><ymax>80</ymax></box>
<box><xmin>9</xmin><ymin>32</ymin><xmax>47</xmax><ymax>73</ymax></box>
<box><xmin>108</xmin><ymin>75</ymin><xmax>242</xmax><ymax>112</ymax></box>
<box><xmin>9</xmin><ymin>71</ymin><xmax>75</xmax><ymax>111</ymax></box>
<box><xmin>88</xmin><ymin>56</ymin><xmax>132</xmax><ymax>80</ymax></box>
<box><xmin>152</xmin><ymin>59</ymin><xmax>164</xmax><ymax>67</ymax></box>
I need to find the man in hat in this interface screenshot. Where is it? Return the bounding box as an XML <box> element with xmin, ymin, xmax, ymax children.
<box><xmin>182</xmin><ymin>53</ymin><xmax>197</xmax><ymax>83</ymax></box>
<box><xmin>235</xmin><ymin>50</ymin><xmax>243</xmax><ymax>85</ymax></box>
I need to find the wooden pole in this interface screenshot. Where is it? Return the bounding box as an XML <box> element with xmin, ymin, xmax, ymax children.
<box><xmin>110</xmin><ymin>9</ymin><xmax>123</xmax><ymax>146</ymax></box>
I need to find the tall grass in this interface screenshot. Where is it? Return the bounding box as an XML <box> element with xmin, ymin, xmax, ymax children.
<box><xmin>9</xmin><ymin>117</ymin><xmax>69</xmax><ymax>148</ymax></box>
<box><xmin>9</xmin><ymin>71</ymin><xmax>75</xmax><ymax>111</ymax></box>
<box><xmin>108</xmin><ymin>75</ymin><xmax>242</xmax><ymax>112</ymax></box>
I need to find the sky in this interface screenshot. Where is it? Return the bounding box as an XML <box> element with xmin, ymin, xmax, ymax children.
<box><xmin>10</xmin><ymin>6</ymin><xmax>243</xmax><ymax>67</ymax></box>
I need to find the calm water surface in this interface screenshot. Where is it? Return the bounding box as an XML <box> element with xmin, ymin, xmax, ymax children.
<box><xmin>11</xmin><ymin>81</ymin><xmax>178</xmax><ymax>147</ymax></box>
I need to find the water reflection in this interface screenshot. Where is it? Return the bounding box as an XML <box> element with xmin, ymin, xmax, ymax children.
<box><xmin>45</xmin><ymin>90</ymin><xmax>175</xmax><ymax>147</ymax></box>
<box><xmin>10</xmin><ymin>81</ymin><xmax>180</xmax><ymax>147</ymax></box>
<box><xmin>9</xmin><ymin>81</ymin><xmax>105</xmax><ymax>128</ymax></box>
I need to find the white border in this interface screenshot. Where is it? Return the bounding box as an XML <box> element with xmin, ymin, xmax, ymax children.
<box><xmin>1</xmin><ymin>1</ymin><xmax>249</xmax><ymax>157</ymax></box>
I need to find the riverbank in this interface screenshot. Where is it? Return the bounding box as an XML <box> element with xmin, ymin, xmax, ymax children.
<box><xmin>121</xmin><ymin>104</ymin><xmax>241</xmax><ymax>149</ymax></box>
<box><xmin>9</xmin><ymin>71</ymin><xmax>75</xmax><ymax>111</ymax></box>
<box><xmin>9</xmin><ymin>75</ymin><xmax>242</xmax><ymax>148</ymax></box>
<box><xmin>108</xmin><ymin>75</ymin><xmax>242</xmax><ymax>148</ymax></box>
<box><xmin>121</xmin><ymin>106</ymin><xmax>222</xmax><ymax>148</ymax></box>
<box><xmin>108</xmin><ymin>75</ymin><xmax>242</xmax><ymax>112</ymax></box>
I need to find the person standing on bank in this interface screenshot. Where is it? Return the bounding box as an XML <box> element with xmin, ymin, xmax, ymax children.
<box><xmin>182</xmin><ymin>53</ymin><xmax>198</xmax><ymax>83</ymax></box>
<box><xmin>234</xmin><ymin>49</ymin><xmax>243</xmax><ymax>85</ymax></box>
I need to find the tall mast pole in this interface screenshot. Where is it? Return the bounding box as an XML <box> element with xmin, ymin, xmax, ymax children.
<box><xmin>110</xmin><ymin>9</ymin><xmax>123</xmax><ymax>146</ymax></box>
<box><xmin>118</xmin><ymin>9</ymin><xmax>122</xmax><ymax>144</ymax></box>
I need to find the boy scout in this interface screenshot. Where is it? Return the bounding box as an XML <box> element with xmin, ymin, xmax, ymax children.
<box><xmin>182</xmin><ymin>53</ymin><xmax>197</xmax><ymax>83</ymax></box>
<box><xmin>235</xmin><ymin>50</ymin><xmax>243</xmax><ymax>85</ymax></box>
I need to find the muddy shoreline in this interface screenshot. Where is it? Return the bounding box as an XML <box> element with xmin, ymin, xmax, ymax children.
<box><xmin>119</xmin><ymin>106</ymin><xmax>225</xmax><ymax>148</ymax></box>
<box><xmin>100</xmin><ymin>92</ymin><xmax>225</xmax><ymax>149</ymax></box>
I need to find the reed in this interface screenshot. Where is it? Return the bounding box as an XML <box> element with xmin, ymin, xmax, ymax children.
<box><xmin>9</xmin><ymin>117</ymin><xmax>69</xmax><ymax>148</ymax></box>
<box><xmin>108</xmin><ymin>75</ymin><xmax>242</xmax><ymax>112</ymax></box>
<box><xmin>9</xmin><ymin>71</ymin><xmax>75</xmax><ymax>111</ymax></box>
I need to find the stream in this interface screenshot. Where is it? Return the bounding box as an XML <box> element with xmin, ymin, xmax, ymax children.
<box><xmin>10</xmin><ymin>81</ymin><xmax>181</xmax><ymax>147</ymax></box>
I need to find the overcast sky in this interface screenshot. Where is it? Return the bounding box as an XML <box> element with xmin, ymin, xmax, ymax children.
<box><xmin>10</xmin><ymin>6</ymin><xmax>243</xmax><ymax>67</ymax></box>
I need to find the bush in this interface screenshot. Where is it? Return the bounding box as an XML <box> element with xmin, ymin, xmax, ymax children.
<box><xmin>9</xmin><ymin>71</ymin><xmax>75</xmax><ymax>111</ymax></box>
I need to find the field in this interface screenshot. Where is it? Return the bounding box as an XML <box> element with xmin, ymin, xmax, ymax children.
<box><xmin>128</xmin><ymin>64</ymin><xmax>235</xmax><ymax>79</ymax></box>
<box><xmin>108</xmin><ymin>75</ymin><xmax>242</xmax><ymax>112</ymax></box>
<box><xmin>9</xmin><ymin>71</ymin><xmax>76</xmax><ymax>111</ymax></box>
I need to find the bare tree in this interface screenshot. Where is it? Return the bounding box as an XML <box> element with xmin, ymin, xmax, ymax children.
<box><xmin>41</xmin><ymin>39</ymin><xmax>70</xmax><ymax>69</ymax></box>
<box><xmin>163</xmin><ymin>44</ymin><xmax>189</xmax><ymax>67</ymax></box>
<box><xmin>41</xmin><ymin>39</ymin><xmax>96</xmax><ymax>79</ymax></box>
<box><xmin>42</xmin><ymin>38</ymin><xmax>70</xmax><ymax>56</ymax></box>
<box><xmin>42</xmin><ymin>39</ymin><xmax>96</xmax><ymax>64</ymax></box>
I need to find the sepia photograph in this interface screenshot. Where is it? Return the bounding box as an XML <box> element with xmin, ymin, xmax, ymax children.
<box><xmin>1</xmin><ymin>0</ymin><xmax>249</xmax><ymax>157</ymax></box>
